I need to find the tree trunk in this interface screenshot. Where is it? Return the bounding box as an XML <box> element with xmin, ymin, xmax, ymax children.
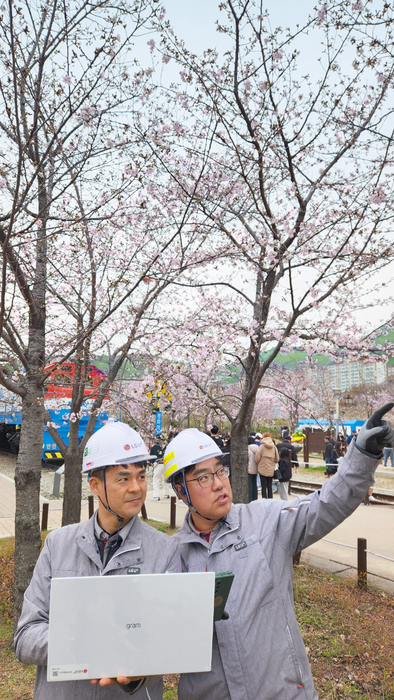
<box><xmin>229</xmin><ymin>419</ymin><xmax>249</xmax><ymax>504</ymax></box>
<box><xmin>13</xmin><ymin>387</ymin><xmax>44</xmax><ymax>630</ymax></box>
<box><xmin>13</xmin><ymin>186</ymin><xmax>47</xmax><ymax>626</ymax></box>
<box><xmin>61</xmin><ymin>420</ymin><xmax>83</xmax><ymax>525</ymax></box>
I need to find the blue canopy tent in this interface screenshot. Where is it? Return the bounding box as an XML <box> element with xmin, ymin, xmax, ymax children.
<box><xmin>297</xmin><ymin>418</ymin><xmax>364</xmax><ymax>435</ymax></box>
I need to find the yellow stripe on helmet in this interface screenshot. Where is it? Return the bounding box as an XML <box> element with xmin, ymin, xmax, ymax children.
<box><xmin>164</xmin><ymin>462</ymin><xmax>178</xmax><ymax>479</ymax></box>
<box><xmin>163</xmin><ymin>450</ymin><xmax>175</xmax><ymax>466</ymax></box>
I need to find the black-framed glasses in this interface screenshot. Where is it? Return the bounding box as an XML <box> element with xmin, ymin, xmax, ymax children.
<box><xmin>186</xmin><ymin>465</ymin><xmax>230</xmax><ymax>489</ymax></box>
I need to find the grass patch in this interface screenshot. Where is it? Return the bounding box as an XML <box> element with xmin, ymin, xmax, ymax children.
<box><xmin>294</xmin><ymin>564</ymin><xmax>394</xmax><ymax>699</ymax></box>
<box><xmin>144</xmin><ymin>518</ymin><xmax>178</xmax><ymax>536</ymax></box>
<box><xmin>301</xmin><ymin>465</ymin><xmax>327</xmax><ymax>473</ymax></box>
<box><xmin>2</xmin><ymin>534</ymin><xmax>394</xmax><ymax>699</ymax></box>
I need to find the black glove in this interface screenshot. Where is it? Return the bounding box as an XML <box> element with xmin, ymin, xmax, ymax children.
<box><xmin>356</xmin><ymin>403</ymin><xmax>394</xmax><ymax>455</ymax></box>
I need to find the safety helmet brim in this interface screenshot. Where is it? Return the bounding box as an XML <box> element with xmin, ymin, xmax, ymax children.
<box><xmin>116</xmin><ymin>455</ymin><xmax>156</xmax><ymax>465</ymax></box>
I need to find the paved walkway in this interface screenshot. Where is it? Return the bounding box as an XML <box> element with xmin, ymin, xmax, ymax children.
<box><xmin>1</xmin><ymin>470</ymin><xmax>393</xmax><ymax>595</ymax></box>
<box><xmin>0</xmin><ymin>472</ymin><xmax>188</xmax><ymax>537</ymax></box>
<box><xmin>0</xmin><ymin>472</ymin><xmax>93</xmax><ymax>537</ymax></box>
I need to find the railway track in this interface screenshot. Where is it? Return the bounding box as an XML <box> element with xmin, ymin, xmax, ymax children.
<box><xmin>289</xmin><ymin>478</ymin><xmax>394</xmax><ymax>505</ymax></box>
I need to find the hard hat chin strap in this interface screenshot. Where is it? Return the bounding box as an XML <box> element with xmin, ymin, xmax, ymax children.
<box><xmin>99</xmin><ymin>467</ymin><xmax>124</xmax><ymax>527</ymax></box>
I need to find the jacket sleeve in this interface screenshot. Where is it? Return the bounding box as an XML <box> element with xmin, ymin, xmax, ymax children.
<box><xmin>14</xmin><ymin>534</ymin><xmax>53</xmax><ymax>665</ymax></box>
<box><xmin>274</xmin><ymin>440</ymin><xmax>378</xmax><ymax>556</ymax></box>
<box><xmin>254</xmin><ymin>445</ymin><xmax>262</xmax><ymax>464</ymax></box>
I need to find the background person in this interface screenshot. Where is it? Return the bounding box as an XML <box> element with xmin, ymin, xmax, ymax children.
<box><xmin>383</xmin><ymin>445</ymin><xmax>394</xmax><ymax>468</ymax></box>
<box><xmin>347</xmin><ymin>429</ymin><xmax>357</xmax><ymax>445</ymax></box>
<box><xmin>209</xmin><ymin>425</ymin><xmax>224</xmax><ymax>449</ymax></box>
<box><xmin>275</xmin><ymin>431</ymin><xmax>298</xmax><ymax>500</ymax></box>
<box><xmin>150</xmin><ymin>434</ymin><xmax>170</xmax><ymax>501</ymax></box>
<box><xmin>328</xmin><ymin>441</ymin><xmax>345</xmax><ymax>477</ymax></box>
<box><xmin>247</xmin><ymin>436</ymin><xmax>258</xmax><ymax>501</ymax></box>
<box><xmin>255</xmin><ymin>432</ymin><xmax>279</xmax><ymax>499</ymax></box>
<box><xmin>162</xmin><ymin>404</ymin><xmax>394</xmax><ymax>700</ymax></box>
<box><xmin>323</xmin><ymin>435</ymin><xmax>334</xmax><ymax>473</ymax></box>
<box><xmin>14</xmin><ymin>422</ymin><xmax>180</xmax><ymax>700</ymax></box>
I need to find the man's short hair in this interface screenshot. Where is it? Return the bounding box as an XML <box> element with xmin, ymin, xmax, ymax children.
<box><xmin>89</xmin><ymin>462</ymin><xmax>147</xmax><ymax>480</ymax></box>
<box><xmin>173</xmin><ymin>464</ymin><xmax>195</xmax><ymax>485</ymax></box>
<box><xmin>210</xmin><ymin>425</ymin><xmax>219</xmax><ymax>435</ymax></box>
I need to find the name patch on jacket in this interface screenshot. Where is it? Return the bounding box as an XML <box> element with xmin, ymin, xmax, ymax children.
<box><xmin>127</xmin><ymin>567</ymin><xmax>141</xmax><ymax>575</ymax></box>
<box><xmin>234</xmin><ymin>541</ymin><xmax>247</xmax><ymax>551</ymax></box>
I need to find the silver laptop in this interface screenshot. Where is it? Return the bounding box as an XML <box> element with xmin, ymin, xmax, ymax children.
<box><xmin>47</xmin><ymin>572</ymin><xmax>214</xmax><ymax>682</ymax></box>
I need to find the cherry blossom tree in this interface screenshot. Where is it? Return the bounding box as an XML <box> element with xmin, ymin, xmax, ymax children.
<box><xmin>0</xmin><ymin>0</ymin><xmax>199</xmax><ymax>623</ymax></box>
<box><xmin>145</xmin><ymin>0</ymin><xmax>394</xmax><ymax>501</ymax></box>
<box><xmin>345</xmin><ymin>380</ymin><xmax>394</xmax><ymax>419</ymax></box>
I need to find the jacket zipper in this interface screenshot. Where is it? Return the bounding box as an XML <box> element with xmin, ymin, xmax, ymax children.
<box><xmin>101</xmin><ymin>544</ymin><xmax>141</xmax><ymax>575</ymax></box>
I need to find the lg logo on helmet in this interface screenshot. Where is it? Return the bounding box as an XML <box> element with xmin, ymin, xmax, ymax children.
<box><xmin>123</xmin><ymin>443</ymin><xmax>143</xmax><ymax>451</ymax></box>
<box><xmin>126</xmin><ymin>622</ymin><xmax>141</xmax><ymax>629</ymax></box>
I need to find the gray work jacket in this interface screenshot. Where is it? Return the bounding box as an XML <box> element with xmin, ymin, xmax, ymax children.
<box><xmin>174</xmin><ymin>440</ymin><xmax>378</xmax><ymax>700</ymax></box>
<box><xmin>14</xmin><ymin>514</ymin><xmax>180</xmax><ymax>700</ymax></box>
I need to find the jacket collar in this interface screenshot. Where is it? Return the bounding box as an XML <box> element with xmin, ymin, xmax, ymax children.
<box><xmin>75</xmin><ymin>512</ymin><xmax>144</xmax><ymax>570</ymax></box>
<box><xmin>178</xmin><ymin>504</ymin><xmax>240</xmax><ymax>545</ymax></box>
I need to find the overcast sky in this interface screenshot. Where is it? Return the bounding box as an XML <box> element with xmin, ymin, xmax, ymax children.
<box><xmin>156</xmin><ymin>1</ymin><xmax>393</xmax><ymax>334</ymax></box>
<box><xmin>162</xmin><ymin>0</ymin><xmax>314</xmax><ymax>53</ymax></box>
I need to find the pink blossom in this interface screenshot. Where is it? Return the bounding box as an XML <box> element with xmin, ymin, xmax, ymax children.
<box><xmin>63</xmin><ymin>75</ymin><xmax>71</xmax><ymax>85</ymax></box>
<box><xmin>318</xmin><ymin>6</ymin><xmax>326</xmax><ymax>22</ymax></box>
<box><xmin>124</xmin><ymin>164</ymin><xmax>138</xmax><ymax>177</ymax></box>
<box><xmin>173</xmin><ymin>122</ymin><xmax>184</xmax><ymax>135</ymax></box>
<box><xmin>147</xmin><ymin>39</ymin><xmax>155</xmax><ymax>52</ymax></box>
<box><xmin>80</xmin><ymin>105</ymin><xmax>95</xmax><ymax>124</ymax></box>
<box><xmin>370</xmin><ymin>189</ymin><xmax>387</xmax><ymax>204</ymax></box>
<box><xmin>162</xmin><ymin>54</ymin><xmax>171</xmax><ymax>64</ymax></box>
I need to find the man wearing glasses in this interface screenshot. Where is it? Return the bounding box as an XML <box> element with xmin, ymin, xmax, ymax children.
<box><xmin>163</xmin><ymin>408</ymin><xmax>394</xmax><ymax>700</ymax></box>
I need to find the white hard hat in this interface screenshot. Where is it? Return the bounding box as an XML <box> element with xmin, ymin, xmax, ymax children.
<box><xmin>164</xmin><ymin>428</ymin><xmax>225</xmax><ymax>482</ymax></box>
<box><xmin>82</xmin><ymin>421</ymin><xmax>154</xmax><ymax>473</ymax></box>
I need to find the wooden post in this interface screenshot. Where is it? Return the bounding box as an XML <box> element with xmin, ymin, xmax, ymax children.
<box><xmin>88</xmin><ymin>495</ymin><xmax>94</xmax><ymax>519</ymax></box>
<box><xmin>141</xmin><ymin>503</ymin><xmax>148</xmax><ymax>520</ymax></box>
<box><xmin>41</xmin><ymin>502</ymin><xmax>49</xmax><ymax>531</ymax></box>
<box><xmin>303</xmin><ymin>430</ymin><xmax>309</xmax><ymax>466</ymax></box>
<box><xmin>357</xmin><ymin>537</ymin><xmax>367</xmax><ymax>588</ymax></box>
<box><xmin>170</xmin><ymin>496</ymin><xmax>176</xmax><ymax>529</ymax></box>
